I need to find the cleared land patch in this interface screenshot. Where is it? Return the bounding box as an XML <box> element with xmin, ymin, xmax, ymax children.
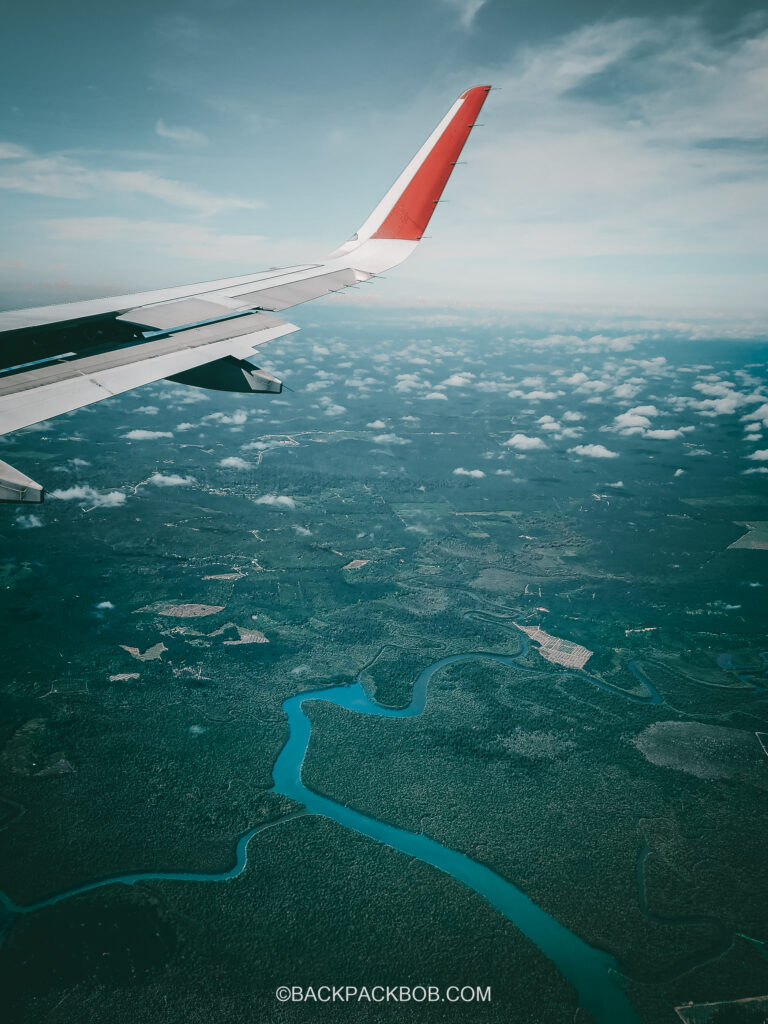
<box><xmin>728</xmin><ymin>521</ymin><xmax>768</xmax><ymax>550</ymax></box>
<box><xmin>635</xmin><ymin>722</ymin><xmax>767</xmax><ymax>785</ymax></box>
<box><xmin>514</xmin><ymin>623</ymin><xmax>593</xmax><ymax>670</ymax></box>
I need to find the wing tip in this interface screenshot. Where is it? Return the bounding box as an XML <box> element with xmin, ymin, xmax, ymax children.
<box><xmin>460</xmin><ymin>85</ymin><xmax>492</xmax><ymax>99</ymax></box>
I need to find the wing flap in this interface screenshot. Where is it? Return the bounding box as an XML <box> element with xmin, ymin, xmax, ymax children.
<box><xmin>116</xmin><ymin>296</ymin><xmax>245</xmax><ymax>330</ymax></box>
<box><xmin>0</xmin><ymin>313</ymin><xmax>298</xmax><ymax>436</ymax></box>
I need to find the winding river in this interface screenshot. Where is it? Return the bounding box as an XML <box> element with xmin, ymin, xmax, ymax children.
<box><xmin>0</xmin><ymin>639</ymin><xmax>651</xmax><ymax>1024</ymax></box>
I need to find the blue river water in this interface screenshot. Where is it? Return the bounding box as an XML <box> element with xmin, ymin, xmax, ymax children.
<box><xmin>0</xmin><ymin>639</ymin><xmax>650</xmax><ymax>1024</ymax></box>
<box><xmin>272</xmin><ymin>648</ymin><xmax>642</xmax><ymax>1024</ymax></box>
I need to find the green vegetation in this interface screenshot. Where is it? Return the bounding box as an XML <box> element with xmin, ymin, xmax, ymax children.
<box><xmin>1</xmin><ymin>329</ymin><xmax>767</xmax><ymax>1022</ymax></box>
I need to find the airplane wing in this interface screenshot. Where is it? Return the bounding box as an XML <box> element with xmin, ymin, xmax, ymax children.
<box><xmin>0</xmin><ymin>85</ymin><xmax>491</xmax><ymax>503</ymax></box>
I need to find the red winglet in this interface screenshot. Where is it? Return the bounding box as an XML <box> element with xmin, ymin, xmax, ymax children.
<box><xmin>371</xmin><ymin>85</ymin><xmax>491</xmax><ymax>242</ymax></box>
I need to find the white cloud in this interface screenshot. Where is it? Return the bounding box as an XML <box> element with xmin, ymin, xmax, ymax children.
<box><xmin>523</xmin><ymin>389</ymin><xmax>562</xmax><ymax>401</ymax></box>
<box><xmin>255</xmin><ymin>494</ymin><xmax>296</xmax><ymax>508</ymax></box>
<box><xmin>219</xmin><ymin>456</ymin><xmax>250</xmax><ymax>469</ymax></box>
<box><xmin>441</xmin><ymin>372</ymin><xmax>475</xmax><ymax>387</ymax></box>
<box><xmin>645</xmin><ymin>428</ymin><xmax>684</xmax><ymax>439</ymax></box>
<box><xmin>123</xmin><ymin>429</ymin><xmax>173</xmax><ymax>440</ymax></box>
<box><xmin>613</xmin><ymin>382</ymin><xmax>640</xmax><ymax>399</ymax></box>
<box><xmin>569</xmin><ymin>444</ymin><xmax>619</xmax><ymax>458</ymax></box>
<box><xmin>748</xmin><ymin>449</ymin><xmax>768</xmax><ymax>461</ymax></box>
<box><xmin>611</xmin><ymin>412</ymin><xmax>652</xmax><ymax>434</ymax></box>
<box><xmin>629</xmin><ymin>405</ymin><xmax>659</xmax><ymax>417</ymax></box>
<box><xmin>0</xmin><ymin>143</ymin><xmax>31</xmax><ymax>159</ymax></box>
<box><xmin>96</xmin><ymin>600</ymin><xmax>115</xmax><ymax>610</ymax></box>
<box><xmin>0</xmin><ymin>148</ymin><xmax>258</xmax><ymax>215</ymax></box>
<box><xmin>367</xmin><ymin>419</ymin><xmax>387</xmax><ymax>429</ymax></box>
<box><xmin>155</xmin><ymin>119</ymin><xmax>208</xmax><ymax>146</ymax></box>
<box><xmin>537</xmin><ymin>415</ymin><xmax>561</xmax><ymax>433</ymax></box>
<box><xmin>441</xmin><ymin>0</ymin><xmax>488</xmax><ymax>29</ymax></box>
<box><xmin>453</xmin><ymin>467</ymin><xmax>486</xmax><ymax>478</ymax></box>
<box><xmin>372</xmin><ymin>433</ymin><xmax>410</xmax><ymax>445</ymax></box>
<box><xmin>395</xmin><ymin>373</ymin><xmax>426</xmax><ymax>392</ymax></box>
<box><xmin>15</xmin><ymin>512</ymin><xmax>43</xmax><ymax>528</ymax></box>
<box><xmin>423</xmin><ymin>391</ymin><xmax>448</xmax><ymax>400</ymax></box>
<box><xmin>46</xmin><ymin>216</ymin><xmax>279</xmax><ymax>265</ymax></box>
<box><xmin>743</xmin><ymin>402</ymin><xmax>768</xmax><ymax>424</ymax></box>
<box><xmin>438</xmin><ymin>17</ymin><xmax>768</xmax><ymax>314</ymax></box>
<box><xmin>504</xmin><ymin>433</ymin><xmax>547</xmax><ymax>451</ymax></box>
<box><xmin>49</xmin><ymin>485</ymin><xmax>127</xmax><ymax>507</ymax></box>
<box><xmin>147</xmin><ymin>472</ymin><xmax>196</xmax><ymax>487</ymax></box>
<box><xmin>203</xmin><ymin>409</ymin><xmax>248</xmax><ymax>425</ymax></box>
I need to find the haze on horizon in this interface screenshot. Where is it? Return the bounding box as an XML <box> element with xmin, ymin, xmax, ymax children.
<box><xmin>1</xmin><ymin>0</ymin><xmax>767</xmax><ymax>322</ymax></box>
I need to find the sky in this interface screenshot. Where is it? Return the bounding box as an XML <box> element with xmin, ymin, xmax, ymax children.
<box><xmin>1</xmin><ymin>0</ymin><xmax>768</xmax><ymax>320</ymax></box>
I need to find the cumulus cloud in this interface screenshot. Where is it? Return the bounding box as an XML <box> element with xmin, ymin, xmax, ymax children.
<box><xmin>423</xmin><ymin>391</ymin><xmax>448</xmax><ymax>400</ymax></box>
<box><xmin>453</xmin><ymin>467</ymin><xmax>486</xmax><ymax>478</ymax></box>
<box><xmin>219</xmin><ymin>456</ymin><xmax>251</xmax><ymax>469</ymax></box>
<box><xmin>569</xmin><ymin>444</ymin><xmax>619</xmax><ymax>458</ymax></box>
<box><xmin>367</xmin><ymin>419</ymin><xmax>387</xmax><ymax>429</ymax></box>
<box><xmin>396</xmin><ymin>373</ymin><xmax>426</xmax><ymax>392</ymax></box>
<box><xmin>504</xmin><ymin>433</ymin><xmax>547</xmax><ymax>451</ymax></box>
<box><xmin>147</xmin><ymin>472</ymin><xmax>196</xmax><ymax>487</ymax></box>
<box><xmin>509</xmin><ymin>388</ymin><xmax>563</xmax><ymax>401</ymax></box>
<box><xmin>441</xmin><ymin>373</ymin><xmax>475</xmax><ymax>387</ymax></box>
<box><xmin>203</xmin><ymin>409</ymin><xmax>248</xmax><ymax>425</ymax></box>
<box><xmin>645</xmin><ymin>428</ymin><xmax>685</xmax><ymax>439</ymax></box>
<box><xmin>742</xmin><ymin>403</ymin><xmax>768</xmax><ymax>428</ymax></box>
<box><xmin>372</xmin><ymin>433</ymin><xmax>411</xmax><ymax>445</ymax></box>
<box><xmin>611</xmin><ymin>412</ymin><xmax>652</xmax><ymax>434</ymax></box>
<box><xmin>630</xmin><ymin>405</ymin><xmax>659</xmax><ymax>417</ymax></box>
<box><xmin>537</xmin><ymin>414</ymin><xmax>560</xmax><ymax>432</ymax></box>
<box><xmin>15</xmin><ymin>512</ymin><xmax>43</xmax><ymax>528</ymax></box>
<box><xmin>748</xmin><ymin>449</ymin><xmax>768</xmax><ymax>461</ymax></box>
<box><xmin>49</xmin><ymin>485</ymin><xmax>127</xmax><ymax>507</ymax></box>
<box><xmin>255</xmin><ymin>494</ymin><xmax>296</xmax><ymax>508</ymax></box>
<box><xmin>613</xmin><ymin>382</ymin><xmax>641</xmax><ymax>400</ymax></box>
<box><xmin>123</xmin><ymin>429</ymin><xmax>173</xmax><ymax>440</ymax></box>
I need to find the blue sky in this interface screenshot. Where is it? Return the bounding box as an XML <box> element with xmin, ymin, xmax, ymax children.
<box><xmin>1</xmin><ymin>0</ymin><xmax>767</xmax><ymax>319</ymax></box>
